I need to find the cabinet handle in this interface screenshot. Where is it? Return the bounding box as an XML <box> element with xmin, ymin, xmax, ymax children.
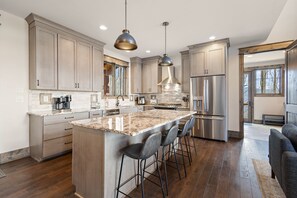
<box><xmin>64</xmin><ymin>141</ymin><xmax>72</xmax><ymax>145</ymax></box>
<box><xmin>37</xmin><ymin>80</ymin><xmax>40</xmax><ymax>86</ymax></box>
<box><xmin>78</xmin><ymin>83</ymin><xmax>80</xmax><ymax>88</ymax></box>
<box><xmin>92</xmin><ymin>113</ymin><xmax>101</xmax><ymax>116</ymax></box>
<box><xmin>64</xmin><ymin>128</ymin><xmax>73</xmax><ymax>131</ymax></box>
<box><xmin>64</xmin><ymin>116</ymin><xmax>74</xmax><ymax>119</ymax></box>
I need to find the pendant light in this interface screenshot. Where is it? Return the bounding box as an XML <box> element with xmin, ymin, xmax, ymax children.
<box><xmin>114</xmin><ymin>0</ymin><xmax>137</xmax><ymax>51</ymax></box>
<box><xmin>158</xmin><ymin>22</ymin><xmax>173</xmax><ymax>66</ymax></box>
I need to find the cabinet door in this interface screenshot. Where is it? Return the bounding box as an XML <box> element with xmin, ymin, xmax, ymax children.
<box><xmin>150</xmin><ymin>60</ymin><xmax>162</xmax><ymax>93</ymax></box>
<box><xmin>93</xmin><ymin>47</ymin><xmax>104</xmax><ymax>92</ymax></box>
<box><xmin>31</xmin><ymin>27</ymin><xmax>58</xmax><ymax>90</ymax></box>
<box><xmin>76</xmin><ymin>41</ymin><xmax>93</xmax><ymax>91</ymax></box>
<box><xmin>181</xmin><ymin>53</ymin><xmax>190</xmax><ymax>93</ymax></box>
<box><xmin>58</xmin><ymin>34</ymin><xmax>76</xmax><ymax>90</ymax></box>
<box><xmin>207</xmin><ymin>45</ymin><xmax>225</xmax><ymax>75</ymax></box>
<box><xmin>142</xmin><ymin>62</ymin><xmax>151</xmax><ymax>93</ymax></box>
<box><xmin>131</xmin><ymin>60</ymin><xmax>142</xmax><ymax>93</ymax></box>
<box><xmin>190</xmin><ymin>50</ymin><xmax>206</xmax><ymax>77</ymax></box>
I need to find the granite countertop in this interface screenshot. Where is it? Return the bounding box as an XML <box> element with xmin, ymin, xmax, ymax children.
<box><xmin>71</xmin><ymin>109</ymin><xmax>195</xmax><ymax>136</ymax></box>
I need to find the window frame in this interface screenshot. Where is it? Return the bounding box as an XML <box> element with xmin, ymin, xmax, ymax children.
<box><xmin>103</xmin><ymin>60</ymin><xmax>128</xmax><ymax>96</ymax></box>
<box><xmin>252</xmin><ymin>64</ymin><xmax>285</xmax><ymax>97</ymax></box>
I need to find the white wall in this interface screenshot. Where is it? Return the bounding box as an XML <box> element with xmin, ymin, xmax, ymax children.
<box><xmin>0</xmin><ymin>10</ymin><xmax>29</xmax><ymax>153</ymax></box>
<box><xmin>254</xmin><ymin>97</ymin><xmax>285</xmax><ymax>120</ymax></box>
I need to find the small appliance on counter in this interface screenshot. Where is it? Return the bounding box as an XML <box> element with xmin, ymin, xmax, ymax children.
<box><xmin>52</xmin><ymin>95</ymin><xmax>72</xmax><ymax>111</ymax></box>
<box><xmin>137</xmin><ymin>96</ymin><xmax>146</xmax><ymax>105</ymax></box>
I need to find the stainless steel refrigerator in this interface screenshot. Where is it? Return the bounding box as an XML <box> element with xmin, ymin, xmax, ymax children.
<box><xmin>190</xmin><ymin>75</ymin><xmax>227</xmax><ymax>142</ymax></box>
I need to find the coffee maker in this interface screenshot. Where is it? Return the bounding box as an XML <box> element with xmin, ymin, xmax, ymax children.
<box><xmin>137</xmin><ymin>96</ymin><xmax>146</xmax><ymax>105</ymax></box>
<box><xmin>52</xmin><ymin>95</ymin><xmax>72</xmax><ymax>110</ymax></box>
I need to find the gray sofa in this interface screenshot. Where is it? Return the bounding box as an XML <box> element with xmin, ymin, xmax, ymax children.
<box><xmin>269</xmin><ymin>124</ymin><xmax>297</xmax><ymax>198</ymax></box>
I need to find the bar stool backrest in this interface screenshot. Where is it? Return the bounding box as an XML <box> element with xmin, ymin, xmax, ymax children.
<box><xmin>162</xmin><ymin>125</ymin><xmax>179</xmax><ymax>146</ymax></box>
<box><xmin>140</xmin><ymin>132</ymin><xmax>162</xmax><ymax>159</ymax></box>
<box><xmin>179</xmin><ymin>119</ymin><xmax>191</xmax><ymax>137</ymax></box>
<box><xmin>187</xmin><ymin>116</ymin><xmax>195</xmax><ymax>133</ymax></box>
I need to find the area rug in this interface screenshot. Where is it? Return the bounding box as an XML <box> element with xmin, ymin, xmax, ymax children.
<box><xmin>0</xmin><ymin>168</ymin><xmax>5</xmax><ymax>179</ymax></box>
<box><xmin>252</xmin><ymin>159</ymin><xmax>285</xmax><ymax>198</ymax></box>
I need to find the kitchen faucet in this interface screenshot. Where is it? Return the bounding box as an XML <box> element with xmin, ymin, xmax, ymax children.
<box><xmin>116</xmin><ymin>95</ymin><xmax>124</xmax><ymax>107</ymax></box>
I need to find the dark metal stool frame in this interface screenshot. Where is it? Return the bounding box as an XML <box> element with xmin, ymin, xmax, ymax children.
<box><xmin>160</xmin><ymin>125</ymin><xmax>181</xmax><ymax>196</ymax></box>
<box><xmin>173</xmin><ymin>119</ymin><xmax>192</xmax><ymax>177</ymax></box>
<box><xmin>185</xmin><ymin>116</ymin><xmax>197</xmax><ymax>163</ymax></box>
<box><xmin>116</xmin><ymin>132</ymin><xmax>165</xmax><ymax>198</ymax></box>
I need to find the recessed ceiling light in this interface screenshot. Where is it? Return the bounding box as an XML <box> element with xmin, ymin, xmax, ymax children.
<box><xmin>146</xmin><ymin>50</ymin><xmax>151</xmax><ymax>53</ymax></box>
<box><xmin>125</xmin><ymin>50</ymin><xmax>131</xmax><ymax>53</ymax></box>
<box><xmin>246</xmin><ymin>55</ymin><xmax>253</xmax><ymax>58</ymax></box>
<box><xmin>99</xmin><ymin>25</ymin><xmax>108</xmax><ymax>31</ymax></box>
<box><xmin>209</xmin><ymin>36</ymin><xmax>216</xmax><ymax>40</ymax></box>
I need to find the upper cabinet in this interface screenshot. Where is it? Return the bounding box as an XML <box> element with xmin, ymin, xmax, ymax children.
<box><xmin>189</xmin><ymin>38</ymin><xmax>229</xmax><ymax>77</ymax></box>
<box><xmin>130</xmin><ymin>57</ymin><xmax>142</xmax><ymax>94</ymax></box>
<box><xmin>29</xmin><ymin>26</ymin><xmax>58</xmax><ymax>90</ymax></box>
<box><xmin>180</xmin><ymin>50</ymin><xmax>190</xmax><ymax>93</ymax></box>
<box><xmin>142</xmin><ymin>56</ymin><xmax>162</xmax><ymax>93</ymax></box>
<box><xmin>26</xmin><ymin>13</ymin><xmax>105</xmax><ymax>92</ymax></box>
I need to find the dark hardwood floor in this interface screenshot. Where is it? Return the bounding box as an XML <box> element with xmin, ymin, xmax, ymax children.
<box><xmin>0</xmin><ymin>138</ymin><xmax>268</xmax><ymax>198</ymax></box>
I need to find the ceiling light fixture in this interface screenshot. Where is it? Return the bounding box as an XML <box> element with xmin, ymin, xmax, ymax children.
<box><xmin>99</xmin><ymin>25</ymin><xmax>108</xmax><ymax>30</ymax></box>
<box><xmin>114</xmin><ymin>0</ymin><xmax>137</xmax><ymax>51</ymax></box>
<box><xmin>246</xmin><ymin>55</ymin><xmax>253</xmax><ymax>58</ymax></box>
<box><xmin>146</xmin><ymin>50</ymin><xmax>151</xmax><ymax>53</ymax></box>
<box><xmin>158</xmin><ymin>22</ymin><xmax>173</xmax><ymax>66</ymax></box>
<box><xmin>209</xmin><ymin>36</ymin><xmax>216</xmax><ymax>40</ymax></box>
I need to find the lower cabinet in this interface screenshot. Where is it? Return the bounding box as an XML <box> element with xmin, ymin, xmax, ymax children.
<box><xmin>29</xmin><ymin>112</ymin><xmax>89</xmax><ymax>162</ymax></box>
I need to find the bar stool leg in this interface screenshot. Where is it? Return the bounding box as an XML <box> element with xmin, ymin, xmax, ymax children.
<box><xmin>155</xmin><ymin>153</ymin><xmax>165</xmax><ymax>198</ymax></box>
<box><xmin>191</xmin><ymin>130</ymin><xmax>197</xmax><ymax>155</ymax></box>
<box><xmin>183</xmin><ymin>136</ymin><xmax>191</xmax><ymax>166</ymax></box>
<box><xmin>162</xmin><ymin>146</ymin><xmax>169</xmax><ymax>196</ymax></box>
<box><xmin>116</xmin><ymin>154</ymin><xmax>125</xmax><ymax>198</ymax></box>
<box><xmin>140</xmin><ymin>159</ymin><xmax>145</xmax><ymax>198</ymax></box>
<box><xmin>137</xmin><ymin>159</ymin><xmax>140</xmax><ymax>187</ymax></box>
<box><xmin>172</xmin><ymin>143</ymin><xmax>181</xmax><ymax>180</ymax></box>
<box><xmin>179</xmin><ymin>138</ymin><xmax>187</xmax><ymax>177</ymax></box>
<box><xmin>186</xmin><ymin>135</ymin><xmax>193</xmax><ymax>163</ymax></box>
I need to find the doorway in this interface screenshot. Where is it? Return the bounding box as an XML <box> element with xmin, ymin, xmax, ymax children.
<box><xmin>238</xmin><ymin>41</ymin><xmax>293</xmax><ymax>138</ymax></box>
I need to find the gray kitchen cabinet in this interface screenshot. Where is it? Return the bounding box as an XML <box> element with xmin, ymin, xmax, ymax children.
<box><xmin>89</xmin><ymin>110</ymin><xmax>103</xmax><ymax>118</ymax></box>
<box><xmin>181</xmin><ymin>50</ymin><xmax>190</xmax><ymax>93</ymax></box>
<box><xmin>26</xmin><ymin>13</ymin><xmax>105</xmax><ymax>92</ymax></box>
<box><xmin>29</xmin><ymin>111</ymin><xmax>89</xmax><ymax>162</ymax></box>
<box><xmin>189</xmin><ymin>38</ymin><xmax>229</xmax><ymax>77</ymax></box>
<box><xmin>58</xmin><ymin>36</ymin><xmax>93</xmax><ymax>91</ymax></box>
<box><xmin>58</xmin><ymin>34</ymin><xmax>77</xmax><ymax>90</ymax></box>
<box><xmin>142</xmin><ymin>56</ymin><xmax>162</xmax><ymax>93</ymax></box>
<box><xmin>76</xmin><ymin>41</ymin><xmax>93</xmax><ymax>91</ymax></box>
<box><xmin>28</xmin><ymin>26</ymin><xmax>58</xmax><ymax>90</ymax></box>
<box><xmin>93</xmin><ymin>46</ymin><xmax>104</xmax><ymax>92</ymax></box>
<box><xmin>130</xmin><ymin>57</ymin><xmax>142</xmax><ymax>93</ymax></box>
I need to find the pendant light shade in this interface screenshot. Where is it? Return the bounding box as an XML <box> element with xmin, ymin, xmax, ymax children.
<box><xmin>114</xmin><ymin>0</ymin><xmax>137</xmax><ymax>51</ymax></box>
<box><xmin>159</xmin><ymin>22</ymin><xmax>173</xmax><ymax>66</ymax></box>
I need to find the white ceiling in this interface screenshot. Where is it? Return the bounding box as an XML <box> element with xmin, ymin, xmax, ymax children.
<box><xmin>0</xmin><ymin>0</ymin><xmax>288</xmax><ymax>58</ymax></box>
<box><xmin>244</xmin><ymin>50</ymin><xmax>285</xmax><ymax>65</ymax></box>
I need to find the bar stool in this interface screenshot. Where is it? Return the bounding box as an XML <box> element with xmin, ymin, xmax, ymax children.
<box><xmin>185</xmin><ymin>116</ymin><xmax>197</xmax><ymax>163</ymax></box>
<box><xmin>116</xmin><ymin>132</ymin><xmax>165</xmax><ymax>198</ymax></box>
<box><xmin>160</xmin><ymin>125</ymin><xmax>181</xmax><ymax>196</ymax></box>
<box><xmin>176</xmin><ymin>119</ymin><xmax>191</xmax><ymax>177</ymax></box>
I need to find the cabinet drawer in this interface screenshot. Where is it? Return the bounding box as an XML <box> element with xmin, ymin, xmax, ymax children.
<box><xmin>44</xmin><ymin>112</ymin><xmax>89</xmax><ymax>125</ymax></box>
<box><xmin>43</xmin><ymin>135</ymin><xmax>72</xmax><ymax>158</ymax></box>
<box><xmin>90</xmin><ymin>110</ymin><xmax>103</xmax><ymax>118</ymax></box>
<box><xmin>44</xmin><ymin>122</ymin><xmax>73</xmax><ymax>140</ymax></box>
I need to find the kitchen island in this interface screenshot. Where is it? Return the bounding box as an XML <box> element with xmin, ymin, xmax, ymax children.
<box><xmin>71</xmin><ymin>109</ymin><xmax>195</xmax><ymax>198</ymax></box>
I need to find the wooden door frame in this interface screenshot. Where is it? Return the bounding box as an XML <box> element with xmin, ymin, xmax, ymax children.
<box><xmin>243</xmin><ymin>71</ymin><xmax>253</xmax><ymax>123</ymax></box>
<box><xmin>238</xmin><ymin>40</ymin><xmax>293</xmax><ymax>138</ymax></box>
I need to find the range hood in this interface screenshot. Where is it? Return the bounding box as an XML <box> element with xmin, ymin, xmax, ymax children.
<box><xmin>158</xmin><ymin>67</ymin><xmax>181</xmax><ymax>86</ymax></box>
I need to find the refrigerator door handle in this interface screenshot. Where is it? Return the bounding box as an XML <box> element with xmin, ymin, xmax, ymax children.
<box><xmin>204</xmin><ymin>79</ymin><xmax>209</xmax><ymax>112</ymax></box>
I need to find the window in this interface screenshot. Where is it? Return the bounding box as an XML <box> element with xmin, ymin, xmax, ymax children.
<box><xmin>103</xmin><ymin>56</ymin><xmax>128</xmax><ymax>96</ymax></box>
<box><xmin>254</xmin><ymin>65</ymin><xmax>284</xmax><ymax>96</ymax></box>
